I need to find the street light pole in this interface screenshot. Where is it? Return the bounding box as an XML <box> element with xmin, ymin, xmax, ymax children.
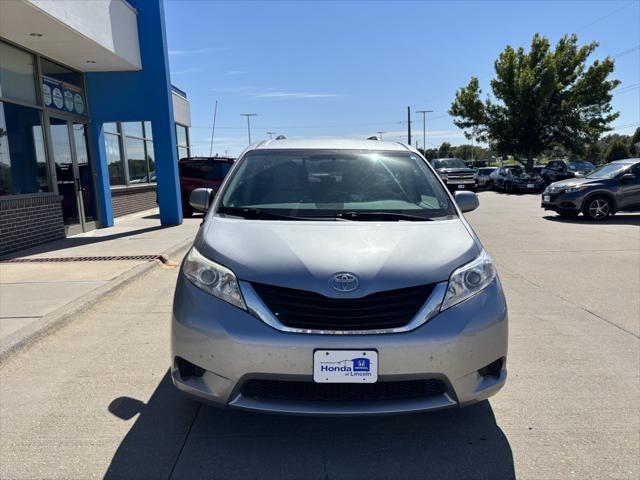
<box><xmin>267</xmin><ymin>131</ymin><xmax>275</xmax><ymax>140</ymax></box>
<box><xmin>240</xmin><ymin>113</ymin><xmax>257</xmax><ymax>145</ymax></box>
<box><xmin>377</xmin><ymin>131</ymin><xmax>384</xmax><ymax>140</ymax></box>
<box><xmin>416</xmin><ymin>109</ymin><xmax>433</xmax><ymax>154</ymax></box>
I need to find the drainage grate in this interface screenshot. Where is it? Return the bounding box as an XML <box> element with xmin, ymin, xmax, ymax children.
<box><xmin>0</xmin><ymin>255</ymin><xmax>164</xmax><ymax>263</ymax></box>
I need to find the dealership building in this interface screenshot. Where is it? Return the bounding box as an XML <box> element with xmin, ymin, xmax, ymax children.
<box><xmin>0</xmin><ymin>0</ymin><xmax>190</xmax><ymax>255</ymax></box>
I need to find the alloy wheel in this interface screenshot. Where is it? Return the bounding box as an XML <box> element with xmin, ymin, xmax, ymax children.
<box><xmin>588</xmin><ymin>198</ymin><xmax>610</xmax><ymax>219</ymax></box>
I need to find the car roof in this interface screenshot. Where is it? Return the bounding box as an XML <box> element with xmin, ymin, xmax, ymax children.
<box><xmin>179</xmin><ymin>156</ymin><xmax>235</xmax><ymax>163</ymax></box>
<box><xmin>248</xmin><ymin>137</ymin><xmax>414</xmax><ymax>152</ymax></box>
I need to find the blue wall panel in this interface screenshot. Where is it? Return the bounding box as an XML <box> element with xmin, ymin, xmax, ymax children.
<box><xmin>84</xmin><ymin>0</ymin><xmax>182</xmax><ymax>227</ymax></box>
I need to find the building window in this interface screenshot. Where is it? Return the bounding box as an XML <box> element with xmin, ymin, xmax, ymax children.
<box><xmin>0</xmin><ymin>41</ymin><xmax>38</xmax><ymax>105</ymax></box>
<box><xmin>0</xmin><ymin>101</ymin><xmax>49</xmax><ymax>196</ymax></box>
<box><xmin>126</xmin><ymin>137</ymin><xmax>146</xmax><ymax>183</ymax></box>
<box><xmin>176</xmin><ymin>124</ymin><xmax>189</xmax><ymax>159</ymax></box>
<box><xmin>103</xmin><ymin>121</ymin><xmax>155</xmax><ymax>187</ymax></box>
<box><xmin>40</xmin><ymin>58</ymin><xmax>86</xmax><ymax>116</ymax></box>
<box><xmin>105</xmin><ymin>130</ymin><xmax>124</xmax><ymax>186</ymax></box>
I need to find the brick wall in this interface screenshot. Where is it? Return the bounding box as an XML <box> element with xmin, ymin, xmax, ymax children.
<box><xmin>0</xmin><ymin>194</ymin><xmax>66</xmax><ymax>256</ymax></box>
<box><xmin>111</xmin><ymin>184</ymin><xmax>157</xmax><ymax>218</ymax></box>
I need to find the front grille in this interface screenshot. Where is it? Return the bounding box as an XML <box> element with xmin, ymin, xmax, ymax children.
<box><xmin>448</xmin><ymin>174</ymin><xmax>474</xmax><ymax>180</ymax></box>
<box><xmin>241</xmin><ymin>379</ymin><xmax>446</xmax><ymax>402</ymax></box>
<box><xmin>251</xmin><ymin>282</ymin><xmax>434</xmax><ymax>331</ymax></box>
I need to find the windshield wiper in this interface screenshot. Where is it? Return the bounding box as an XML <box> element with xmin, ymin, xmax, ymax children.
<box><xmin>332</xmin><ymin>211</ymin><xmax>434</xmax><ymax>221</ymax></box>
<box><xmin>218</xmin><ymin>206</ymin><xmax>312</xmax><ymax>221</ymax></box>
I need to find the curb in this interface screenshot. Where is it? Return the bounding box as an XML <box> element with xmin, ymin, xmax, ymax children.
<box><xmin>0</xmin><ymin>238</ymin><xmax>193</xmax><ymax>364</ymax></box>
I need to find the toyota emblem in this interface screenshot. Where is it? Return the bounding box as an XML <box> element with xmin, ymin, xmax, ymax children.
<box><xmin>329</xmin><ymin>272</ymin><xmax>359</xmax><ymax>292</ymax></box>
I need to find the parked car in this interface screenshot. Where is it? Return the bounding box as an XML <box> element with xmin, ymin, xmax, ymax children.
<box><xmin>172</xmin><ymin>138</ymin><xmax>508</xmax><ymax>415</ymax></box>
<box><xmin>489</xmin><ymin>165</ymin><xmax>545</xmax><ymax>193</ymax></box>
<box><xmin>178</xmin><ymin>157</ymin><xmax>234</xmax><ymax>217</ymax></box>
<box><xmin>475</xmin><ymin>167</ymin><xmax>497</xmax><ymax>188</ymax></box>
<box><xmin>532</xmin><ymin>165</ymin><xmax>545</xmax><ymax>176</ymax></box>
<box><xmin>541</xmin><ymin>160</ymin><xmax>595</xmax><ymax>184</ymax></box>
<box><xmin>542</xmin><ymin>158</ymin><xmax>640</xmax><ymax>220</ymax></box>
<box><xmin>431</xmin><ymin>157</ymin><xmax>477</xmax><ymax>192</ymax></box>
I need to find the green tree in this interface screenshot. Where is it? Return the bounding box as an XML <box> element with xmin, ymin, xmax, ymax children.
<box><xmin>584</xmin><ymin>143</ymin><xmax>602</xmax><ymax>164</ymax></box>
<box><xmin>449</xmin><ymin>34</ymin><xmax>619</xmax><ymax>170</ymax></box>
<box><xmin>632</xmin><ymin>127</ymin><xmax>640</xmax><ymax>145</ymax></box>
<box><xmin>437</xmin><ymin>142</ymin><xmax>452</xmax><ymax>158</ymax></box>
<box><xmin>603</xmin><ymin>137</ymin><xmax>630</xmax><ymax>162</ymax></box>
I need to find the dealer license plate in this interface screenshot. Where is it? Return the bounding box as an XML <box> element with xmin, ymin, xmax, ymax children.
<box><xmin>543</xmin><ymin>195</ymin><xmax>550</xmax><ymax>202</ymax></box>
<box><xmin>313</xmin><ymin>350</ymin><xmax>378</xmax><ymax>383</ymax></box>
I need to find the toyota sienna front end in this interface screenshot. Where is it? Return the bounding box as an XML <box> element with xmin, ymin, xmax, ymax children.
<box><xmin>171</xmin><ymin>138</ymin><xmax>508</xmax><ymax>415</ymax></box>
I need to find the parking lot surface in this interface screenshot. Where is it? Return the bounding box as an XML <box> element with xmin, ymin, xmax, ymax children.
<box><xmin>0</xmin><ymin>192</ymin><xmax>638</xmax><ymax>479</ymax></box>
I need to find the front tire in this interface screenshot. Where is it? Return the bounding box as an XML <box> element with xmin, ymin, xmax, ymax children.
<box><xmin>583</xmin><ymin>196</ymin><xmax>612</xmax><ymax>221</ymax></box>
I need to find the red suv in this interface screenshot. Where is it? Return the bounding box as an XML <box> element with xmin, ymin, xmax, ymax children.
<box><xmin>179</xmin><ymin>157</ymin><xmax>235</xmax><ymax>217</ymax></box>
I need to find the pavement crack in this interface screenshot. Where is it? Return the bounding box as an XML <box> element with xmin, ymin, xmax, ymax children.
<box><xmin>167</xmin><ymin>402</ymin><xmax>202</xmax><ymax>480</ymax></box>
<box><xmin>497</xmin><ymin>262</ymin><xmax>640</xmax><ymax>340</ymax></box>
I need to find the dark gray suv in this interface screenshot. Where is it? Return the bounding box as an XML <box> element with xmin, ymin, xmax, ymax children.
<box><xmin>541</xmin><ymin>158</ymin><xmax>640</xmax><ymax>220</ymax></box>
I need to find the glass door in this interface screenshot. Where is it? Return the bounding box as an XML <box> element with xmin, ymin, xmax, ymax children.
<box><xmin>72</xmin><ymin>122</ymin><xmax>97</xmax><ymax>229</ymax></box>
<box><xmin>48</xmin><ymin>116</ymin><xmax>96</xmax><ymax>235</ymax></box>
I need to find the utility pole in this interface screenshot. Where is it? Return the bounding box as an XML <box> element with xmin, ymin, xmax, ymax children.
<box><xmin>267</xmin><ymin>131</ymin><xmax>275</xmax><ymax>140</ymax></box>
<box><xmin>407</xmin><ymin>106</ymin><xmax>412</xmax><ymax>145</ymax></box>
<box><xmin>416</xmin><ymin>109</ymin><xmax>433</xmax><ymax>154</ymax></box>
<box><xmin>209</xmin><ymin>100</ymin><xmax>218</xmax><ymax>156</ymax></box>
<box><xmin>240</xmin><ymin>113</ymin><xmax>257</xmax><ymax>145</ymax></box>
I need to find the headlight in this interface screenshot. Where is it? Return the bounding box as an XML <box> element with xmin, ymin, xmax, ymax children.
<box><xmin>183</xmin><ymin>247</ymin><xmax>246</xmax><ymax>310</ymax></box>
<box><xmin>441</xmin><ymin>250</ymin><xmax>496</xmax><ymax>310</ymax></box>
<box><xmin>561</xmin><ymin>185</ymin><xmax>586</xmax><ymax>193</ymax></box>
<box><xmin>439</xmin><ymin>172</ymin><xmax>448</xmax><ymax>181</ymax></box>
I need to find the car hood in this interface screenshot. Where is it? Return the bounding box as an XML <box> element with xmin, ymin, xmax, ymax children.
<box><xmin>196</xmin><ymin>217</ymin><xmax>479</xmax><ymax>297</ymax></box>
<box><xmin>437</xmin><ymin>168</ymin><xmax>475</xmax><ymax>174</ymax></box>
<box><xmin>512</xmin><ymin>174</ymin><xmax>543</xmax><ymax>181</ymax></box>
<box><xmin>549</xmin><ymin>177</ymin><xmax>604</xmax><ymax>189</ymax></box>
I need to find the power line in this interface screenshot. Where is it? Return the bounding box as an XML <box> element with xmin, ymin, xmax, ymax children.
<box><xmin>575</xmin><ymin>1</ymin><xmax>637</xmax><ymax>32</ymax></box>
<box><xmin>612</xmin><ymin>82</ymin><xmax>640</xmax><ymax>94</ymax></box>
<box><xmin>611</xmin><ymin>45</ymin><xmax>640</xmax><ymax>59</ymax></box>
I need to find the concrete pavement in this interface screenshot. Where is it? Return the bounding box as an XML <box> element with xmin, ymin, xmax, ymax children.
<box><xmin>0</xmin><ymin>192</ymin><xmax>638</xmax><ymax>479</ymax></box>
<box><xmin>0</xmin><ymin>208</ymin><xmax>201</xmax><ymax>357</ymax></box>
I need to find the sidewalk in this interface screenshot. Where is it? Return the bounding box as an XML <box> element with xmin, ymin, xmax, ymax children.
<box><xmin>0</xmin><ymin>208</ymin><xmax>201</xmax><ymax>360</ymax></box>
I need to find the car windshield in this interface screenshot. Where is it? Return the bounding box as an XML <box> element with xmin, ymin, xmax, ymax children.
<box><xmin>507</xmin><ymin>166</ymin><xmax>525</xmax><ymax>177</ymax></box>
<box><xmin>219</xmin><ymin>149</ymin><xmax>456</xmax><ymax>220</ymax></box>
<box><xmin>433</xmin><ymin>158</ymin><xmax>467</xmax><ymax>169</ymax></box>
<box><xmin>568</xmin><ymin>161</ymin><xmax>595</xmax><ymax>171</ymax></box>
<box><xmin>586</xmin><ymin>162</ymin><xmax>631</xmax><ymax>179</ymax></box>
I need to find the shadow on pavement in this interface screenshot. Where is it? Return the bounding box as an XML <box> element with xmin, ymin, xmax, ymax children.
<box><xmin>543</xmin><ymin>214</ymin><xmax>640</xmax><ymax>226</ymax></box>
<box><xmin>1</xmin><ymin>225</ymin><xmax>170</xmax><ymax>260</ymax></box>
<box><xmin>105</xmin><ymin>371</ymin><xmax>515</xmax><ymax>480</ymax></box>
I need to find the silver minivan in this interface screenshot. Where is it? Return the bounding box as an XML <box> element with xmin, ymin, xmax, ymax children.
<box><xmin>171</xmin><ymin>138</ymin><xmax>508</xmax><ymax>415</ymax></box>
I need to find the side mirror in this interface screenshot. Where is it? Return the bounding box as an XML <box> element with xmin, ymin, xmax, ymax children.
<box><xmin>454</xmin><ymin>191</ymin><xmax>479</xmax><ymax>213</ymax></box>
<box><xmin>189</xmin><ymin>188</ymin><xmax>215</xmax><ymax>212</ymax></box>
<box><xmin>620</xmin><ymin>173</ymin><xmax>636</xmax><ymax>181</ymax></box>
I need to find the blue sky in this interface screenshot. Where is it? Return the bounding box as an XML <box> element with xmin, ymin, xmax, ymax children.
<box><xmin>164</xmin><ymin>0</ymin><xmax>640</xmax><ymax>157</ymax></box>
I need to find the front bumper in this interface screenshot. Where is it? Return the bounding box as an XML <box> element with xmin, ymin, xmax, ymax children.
<box><xmin>445</xmin><ymin>180</ymin><xmax>477</xmax><ymax>192</ymax></box>
<box><xmin>541</xmin><ymin>190</ymin><xmax>586</xmax><ymax>212</ymax></box>
<box><xmin>171</xmin><ymin>275</ymin><xmax>508</xmax><ymax>415</ymax></box>
<box><xmin>510</xmin><ymin>181</ymin><xmax>544</xmax><ymax>192</ymax></box>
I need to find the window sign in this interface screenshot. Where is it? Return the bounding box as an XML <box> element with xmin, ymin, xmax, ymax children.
<box><xmin>42</xmin><ymin>75</ymin><xmax>85</xmax><ymax>115</ymax></box>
